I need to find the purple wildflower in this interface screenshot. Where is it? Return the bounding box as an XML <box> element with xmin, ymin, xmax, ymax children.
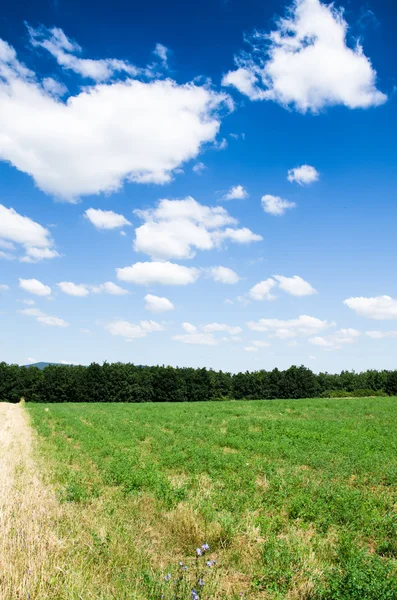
<box><xmin>196</xmin><ymin>547</ymin><xmax>202</xmax><ymax>556</ymax></box>
<box><xmin>192</xmin><ymin>590</ymin><xmax>199</xmax><ymax>600</ymax></box>
<box><xmin>201</xmin><ymin>543</ymin><xmax>210</xmax><ymax>552</ymax></box>
<box><xmin>198</xmin><ymin>578</ymin><xmax>205</xmax><ymax>586</ymax></box>
<box><xmin>164</xmin><ymin>573</ymin><xmax>171</xmax><ymax>582</ymax></box>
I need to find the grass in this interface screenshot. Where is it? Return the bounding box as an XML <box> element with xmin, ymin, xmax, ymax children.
<box><xmin>27</xmin><ymin>397</ymin><xmax>397</xmax><ymax>599</ymax></box>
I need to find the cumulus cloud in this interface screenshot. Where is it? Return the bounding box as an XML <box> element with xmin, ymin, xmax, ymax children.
<box><xmin>58</xmin><ymin>281</ymin><xmax>128</xmax><ymax>296</ymax></box>
<box><xmin>202</xmin><ymin>323</ymin><xmax>242</xmax><ymax>335</ymax></box>
<box><xmin>117</xmin><ymin>261</ymin><xmax>200</xmax><ymax>286</ymax></box>
<box><xmin>192</xmin><ymin>162</ymin><xmax>207</xmax><ymax>174</ymax></box>
<box><xmin>58</xmin><ymin>282</ymin><xmax>90</xmax><ymax>297</ymax></box>
<box><xmin>0</xmin><ymin>30</ymin><xmax>230</xmax><ymax>200</ymax></box>
<box><xmin>144</xmin><ymin>294</ymin><xmax>175</xmax><ymax>313</ymax></box>
<box><xmin>366</xmin><ymin>330</ymin><xmax>397</xmax><ymax>339</ymax></box>
<box><xmin>288</xmin><ymin>165</ymin><xmax>319</xmax><ymax>185</ymax></box>
<box><xmin>344</xmin><ymin>296</ymin><xmax>397</xmax><ymax>320</ymax></box>
<box><xmin>222</xmin><ymin>0</ymin><xmax>386</xmax><ymax>113</ymax></box>
<box><xmin>18</xmin><ymin>306</ymin><xmax>68</xmax><ymax>327</ymax></box>
<box><xmin>92</xmin><ymin>282</ymin><xmax>128</xmax><ymax>295</ymax></box>
<box><xmin>0</xmin><ymin>205</ymin><xmax>59</xmax><ymax>262</ymax></box>
<box><xmin>247</xmin><ymin>274</ymin><xmax>316</xmax><ymax>302</ymax></box>
<box><xmin>0</xmin><ymin>284</ymin><xmax>9</xmax><ymax>291</ymax></box>
<box><xmin>19</xmin><ymin>278</ymin><xmax>52</xmax><ymax>297</ymax></box>
<box><xmin>223</xmin><ymin>185</ymin><xmax>249</xmax><ymax>200</ymax></box>
<box><xmin>208</xmin><ymin>266</ymin><xmax>240</xmax><ymax>284</ymax></box>
<box><xmin>173</xmin><ymin>331</ymin><xmax>218</xmax><ymax>346</ymax></box>
<box><xmin>247</xmin><ymin>314</ymin><xmax>332</xmax><ymax>338</ymax></box>
<box><xmin>274</xmin><ymin>275</ymin><xmax>317</xmax><ymax>296</ymax></box>
<box><xmin>105</xmin><ymin>319</ymin><xmax>164</xmax><ymax>340</ymax></box>
<box><xmin>244</xmin><ymin>340</ymin><xmax>271</xmax><ymax>352</ymax></box>
<box><xmin>84</xmin><ymin>208</ymin><xmax>131</xmax><ymax>230</ymax></box>
<box><xmin>262</xmin><ymin>195</ymin><xmax>296</xmax><ymax>216</ymax></box>
<box><xmin>309</xmin><ymin>328</ymin><xmax>360</xmax><ymax>350</ymax></box>
<box><xmin>133</xmin><ymin>197</ymin><xmax>262</xmax><ymax>260</ymax></box>
<box><xmin>173</xmin><ymin>321</ymin><xmax>242</xmax><ymax>345</ymax></box>
<box><xmin>249</xmin><ymin>278</ymin><xmax>277</xmax><ymax>301</ymax></box>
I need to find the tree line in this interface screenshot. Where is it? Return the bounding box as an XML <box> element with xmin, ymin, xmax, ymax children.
<box><xmin>1</xmin><ymin>361</ymin><xmax>397</xmax><ymax>403</ymax></box>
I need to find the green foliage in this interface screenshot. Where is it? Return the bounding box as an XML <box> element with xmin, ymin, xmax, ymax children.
<box><xmin>1</xmin><ymin>361</ymin><xmax>396</xmax><ymax>403</ymax></box>
<box><xmin>320</xmin><ymin>388</ymin><xmax>386</xmax><ymax>398</ymax></box>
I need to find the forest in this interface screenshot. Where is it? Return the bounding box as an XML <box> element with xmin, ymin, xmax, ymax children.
<box><xmin>1</xmin><ymin>361</ymin><xmax>397</xmax><ymax>403</ymax></box>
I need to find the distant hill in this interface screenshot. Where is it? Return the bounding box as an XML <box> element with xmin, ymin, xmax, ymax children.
<box><xmin>24</xmin><ymin>362</ymin><xmax>65</xmax><ymax>369</ymax></box>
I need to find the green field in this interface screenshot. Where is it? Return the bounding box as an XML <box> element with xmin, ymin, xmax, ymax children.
<box><xmin>28</xmin><ymin>398</ymin><xmax>397</xmax><ymax>599</ymax></box>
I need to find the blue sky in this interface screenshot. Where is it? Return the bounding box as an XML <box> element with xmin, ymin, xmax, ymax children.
<box><xmin>0</xmin><ymin>0</ymin><xmax>396</xmax><ymax>372</ymax></box>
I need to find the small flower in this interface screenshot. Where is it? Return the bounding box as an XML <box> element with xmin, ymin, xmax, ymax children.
<box><xmin>198</xmin><ymin>578</ymin><xmax>205</xmax><ymax>586</ymax></box>
<box><xmin>179</xmin><ymin>561</ymin><xmax>183</xmax><ymax>566</ymax></box>
<box><xmin>192</xmin><ymin>590</ymin><xmax>199</xmax><ymax>600</ymax></box>
<box><xmin>206</xmin><ymin>560</ymin><xmax>212</xmax><ymax>567</ymax></box>
<box><xmin>182</xmin><ymin>565</ymin><xmax>188</xmax><ymax>571</ymax></box>
<box><xmin>196</xmin><ymin>547</ymin><xmax>202</xmax><ymax>556</ymax></box>
<box><xmin>201</xmin><ymin>543</ymin><xmax>210</xmax><ymax>552</ymax></box>
<box><xmin>164</xmin><ymin>573</ymin><xmax>171</xmax><ymax>582</ymax></box>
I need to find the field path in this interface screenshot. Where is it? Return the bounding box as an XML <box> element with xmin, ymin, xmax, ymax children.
<box><xmin>0</xmin><ymin>402</ymin><xmax>62</xmax><ymax>599</ymax></box>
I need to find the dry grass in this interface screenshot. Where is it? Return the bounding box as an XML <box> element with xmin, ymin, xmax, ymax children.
<box><xmin>0</xmin><ymin>402</ymin><xmax>64</xmax><ymax>599</ymax></box>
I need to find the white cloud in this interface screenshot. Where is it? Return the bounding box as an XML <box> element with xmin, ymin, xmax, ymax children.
<box><xmin>0</xmin><ymin>205</ymin><xmax>59</xmax><ymax>262</ymax></box>
<box><xmin>19</xmin><ymin>308</ymin><xmax>45</xmax><ymax>317</ymax></box>
<box><xmin>215</xmin><ymin>227</ymin><xmax>262</xmax><ymax>245</ymax></box>
<box><xmin>58</xmin><ymin>282</ymin><xmax>90</xmax><ymax>297</ymax></box>
<box><xmin>344</xmin><ymin>296</ymin><xmax>397</xmax><ymax>320</ymax></box>
<box><xmin>274</xmin><ymin>275</ymin><xmax>317</xmax><ymax>296</ymax></box>
<box><xmin>91</xmin><ymin>282</ymin><xmax>129</xmax><ymax>295</ymax></box>
<box><xmin>22</xmin><ymin>299</ymin><xmax>35</xmax><ymax>305</ymax></box>
<box><xmin>249</xmin><ymin>278</ymin><xmax>277</xmax><ymax>301</ymax></box>
<box><xmin>182</xmin><ymin>322</ymin><xmax>197</xmax><ymax>333</ymax></box>
<box><xmin>222</xmin><ymin>0</ymin><xmax>386</xmax><ymax>113</ymax></box>
<box><xmin>253</xmin><ymin>340</ymin><xmax>271</xmax><ymax>348</ymax></box>
<box><xmin>192</xmin><ymin>162</ymin><xmax>207</xmax><ymax>174</ymax></box>
<box><xmin>0</xmin><ymin>284</ymin><xmax>9</xmax><ymax>291</ymax></box>
<box><xmin>144</xmin><ymin>294</ymin><xmax>175</xmax><ymax>313</ymax></box>
<box><xmin>202</xmin><ymin>323</ymin><xmax>242</xmax><ymax>335</ymax></box>
<box><xmin>29</xmin><ymin>25</ymin><xmax>139</xmax><ymax>81</ymax></box>
<box><xmin>209</xmin><ymin>266</ymin><xmax>240</xmax><ymax>284</ymax></box>
<box><xmin>244</xmin><ymin>340</ymin><xmax>271</xmax><ymax>352</ymax></box>
<box><xmin>133</xmin><ymin>197</ymin><xmax>261</xmax><ymax>260</ymax></box>
<box><xmin>0</xmin><ymin>32</ymin><xmax>230</xmax><ymax>200</ymax></box>
<box><xmin>261</xmin><ymin>195</ymin><xmax>296</xmax><ymax>216</ymax></box>
<box><xmin>0</xmin><ymin>251</ymin><xmax>15</xmax><ymax>260</ymax></box>
<box><xmin>223</xmin><ymin>185</ymin><xmax>249</xmax><ymax>200</ymax></box>
<box><xmin>287</xmin><ymin>165</ymin><xmax>319</xmax><ymax>185</ymax></box>
<box><xmin>247</xmin><ymin>315</ymin><xmax>332</xmax><ymax>338</ymax></box>
<box><xmin>19</xmin><ymin>278</ymin><xmax>52</xmax><ymax>297</ymax></box>
<box><xmin>84</xmin><ymin>208</ymin><xmax>131</xmax><ymax>230</ymax></box>
<box><xmin>309</xmin><ymin>328</ymin><xmax>360</xmax><ymax>350</ymax></box>
<box><xmin>153</xmin><ymin>43</ymin><xmax>169</xmax><ymax>67</ymax></box>
<box><xmin>105</xmin><ymin>319</ymin><xmax>164</xmax><ymax>341</ymax></box>
<box><xmin>116</xmin><ymin>261</ymin><xmax>200</xmax><ymax>286</ymax></box>
<box><xmin>58</xmin><ymin>281</ymin><xmax>128</xmax><ymax>296</ymax></box>
<box><xmin>173</xmin><ymin>332</ymin><xmax>218</xmax><ymax>346</ymax></box>
<box><xmin>38</xmin><ymin>315</ymin><xmax>69</xmax><ymax>327</ymax></box>
<box><xmin>18</xmin><ymin>306</ymin><xmax>68</xmax><ymax>327</ymax></box>
<box><xmin>366</xmin><ymin>330</ymin><xmax>397</xmax><ymax>339</ymax></box>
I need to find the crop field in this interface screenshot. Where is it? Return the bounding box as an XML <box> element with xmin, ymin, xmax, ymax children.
<box><xmin>27</xmin><ymin>398</ymin><xmax>397</xmax><ymax>599</ymax></box>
